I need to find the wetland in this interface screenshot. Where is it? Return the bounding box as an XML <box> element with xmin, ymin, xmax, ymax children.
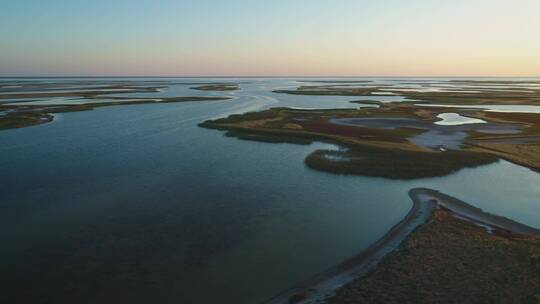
<box><xmin>2</xmin><ymin>77</ymin><xmax>540</xmax><ymax>304</ymax></box>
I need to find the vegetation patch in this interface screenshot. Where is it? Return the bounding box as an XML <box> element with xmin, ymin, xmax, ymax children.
<box><xmin>0</xmin><ymin>85</ymin><xmax>163</xmax><ymax>100</ymax></box>
<box><xmin>305</xmin><ymin>147</ymin><xmax>497</xmax><ymax>179</ymax></box>
<box><xmin>328</xmin><ymin>209</ymin><xmax>540</xmax><ymax>304</ymax></box>
<box><xmin>199</xmin><ymin>105</ymin><xmax>523</xmax><ymax>179</ymax></box>
<box><xmin>0</xmin><ymin>111</ymin><xmax>53</xmax><ymax>130</ymax></box>
<box><xmin>191</xmin><ymin>84</ymin><xmax>239</xmax><ymax>91</ymax></box>
<box><xmin>0</xmin><ymin>96</ymin><xmax>230</xmax><ymax>130</ymax></box>
<box><xmin>273</xmin><ymin>83</ymin><xmax>540</xmax><ymax>105</ymax></box>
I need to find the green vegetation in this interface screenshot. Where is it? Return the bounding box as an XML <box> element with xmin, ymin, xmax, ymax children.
<box><xmin>273</xmin><ymin>87</ymin><xmax>375</xmax><ymax>96</ymax></box>
<box><xmin>0</xmin><ymin>80</ymin><xmax>239</xmax><ymax>130</ymax></box>
<box><xmin>191</xmin><ymin>84</ymin><xmax>239</xmax><ymax>91</ymax></box>
<box><xmin>0</xmin><ymin>85</ymin><xmax>163</xmax><ymax>100</ymax></box>
<box><xmin>0</xmin><ymin>111</ymin><xmax>52</xmax><ymax>130</ymax></box>
<box><xmin>273</xmin><ymin>83</ymin><xmax>540</xmax><ymax>105</ymax></box>
<box><xmin>296</xmin><ymin>80</ymin><xmax>373</xmax><ymax>84</ymax></box>
<box><xmin>401</xmin><ymin>90</ymin><xmax>540</xmax><ymax>105</ymax></box>
<box><xmin>200</xmin><ymin>107</ymin><xmax>284</xmax><ymax>125</ymax></box>
<box><xmin>199</xmin><ymin>105</ymin><xmax>513</xmax><ymax>179</ymax></box>
<box><xmin>349</xmin><ymin>100</ymin><xmax>382</xmax><ymax>105</ymax></box>
<box><xmin>305</xmin><ymin>147</ymin><xmax>497</xmax><ymax>179</ymax></box>
<box><xmin>200</xmin><ymin>107</ymin><xmax>426</xmax><ymax>149</ymax></box>
<box><xmin>449</xmin><ymin>80</ymin><xmax>540</xmax><ymax>85</ymax></box>
<box><xmin>201</xmin><ymin>101</ymin><xmax>540</xmax><ymax>178</ymax></box>
<box><xmin>223</xmin><ymin>129</ymin><xmax>313</xmax><ymax>145</ymax></box>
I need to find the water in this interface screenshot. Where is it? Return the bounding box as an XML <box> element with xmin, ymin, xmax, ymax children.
<box><xmin>1</xmin><ymin>78</ymin><xmax>540</xmax><ymax>304</ymax></box>
<box><xmin>331</xmin><ymin>116</ymin><xmax>520</xmax><ymax>150</ymax></box>
<box><xmin>435</xmin><ymin>113</ymin><xmax>486</xmax><ymax>125</ymax></box>
<box><xmin>417</xmin><ymin>104</ymin><xmax>540</xmax><ymax>113</ymax></box>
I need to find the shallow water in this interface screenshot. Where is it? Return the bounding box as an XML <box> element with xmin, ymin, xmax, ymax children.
<box><xmin>1</xmin><ymin>78</ymin><xmax>540</xmax><ymax>304</ymax></box>
<box><xmin>4</xmin><ymin>97</ymin><xmax>159</xmax><ymax>106</ymax></box>
<box><xmin>435</xmin><ymin>113</ymin><xmax>486</xmax><ymax>125</ymax></box>
<box><xmin>417</xmin><ymin>103</ymin><xmax>540</xmax><ymax>113</ymax></box>
<box><xmin>331</xmin><ymin>116</ymin><xmax>521</xmax><ymax>150</ymax></box>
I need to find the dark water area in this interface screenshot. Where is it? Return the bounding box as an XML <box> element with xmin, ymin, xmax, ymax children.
<box><xmin>1</xmin><ymin>78</ymin><xmax>539</xmax><ymax>303</ymax></box>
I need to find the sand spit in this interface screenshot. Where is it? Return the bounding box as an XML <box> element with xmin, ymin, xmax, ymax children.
<box><xmin>266</xmin><ymin>188</ymin><xmax>540</xmax><ymax>304</ymax></box>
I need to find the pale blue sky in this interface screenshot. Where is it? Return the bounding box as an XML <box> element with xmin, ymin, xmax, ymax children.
<box><xmin>1</xmin><ymin>0</ymin><xmax>539</xmax><ymax>76</ymax></box>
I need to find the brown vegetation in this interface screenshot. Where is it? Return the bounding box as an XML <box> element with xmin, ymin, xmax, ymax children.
<box><xmin>329</xmin><ymin>209</ymin><xmax>540</xmax><ymax>304</ymax></box>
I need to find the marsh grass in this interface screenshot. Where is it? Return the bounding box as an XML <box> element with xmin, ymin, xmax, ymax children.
<box><xmin>305</xmin><ymin>147</ymin><xmax>498</xmax><ymax>179</ymax></box>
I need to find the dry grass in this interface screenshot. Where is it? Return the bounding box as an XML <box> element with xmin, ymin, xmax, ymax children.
<box><xmin>471</xmin><ymin>143</ymin><xmax>540</xmax><ymax>172</ymax></box>
<box><xmin>329</xmin><ymin>209</ymin><xmax>540</xmax><ymax>304</ymax></box>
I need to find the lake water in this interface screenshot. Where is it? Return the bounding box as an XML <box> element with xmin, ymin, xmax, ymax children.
<box><xmin>435</xmin><ymin>113</ymin><xmax>486</xmax><ymax>125</ymax></box>
<box><xmin>1</xmin><ymin>78</ymin><xmax>540</xmax><ymax>304</ymax></box>
<box><xmin>417</xmin><ymin>103</ymin><xmax>540</xmax><ymax>113</ymax></box>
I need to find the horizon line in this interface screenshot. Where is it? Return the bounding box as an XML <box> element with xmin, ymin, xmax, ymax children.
<box><xmin>1</xmin><ymin>75</ymin><xmax>540</xmax><ymax>79</ymax></box>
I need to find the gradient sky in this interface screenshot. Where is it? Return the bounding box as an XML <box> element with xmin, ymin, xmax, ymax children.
<box><xmin>1</xmin><ymin>0</ymin><xmax>539</xmax><ymax>76</ymax></box>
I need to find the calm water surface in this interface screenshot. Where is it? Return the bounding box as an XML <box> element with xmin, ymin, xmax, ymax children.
<box><xmin>1</xmin><ymin>78</ymin><xmax>539</xmax><ymax>304</ymax></box>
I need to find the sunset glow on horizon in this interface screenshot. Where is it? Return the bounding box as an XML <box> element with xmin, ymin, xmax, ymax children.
<box><xmin>1</xmin><ymin>0</ymin><xmax>539</xmax><ymax>77</ymax></box>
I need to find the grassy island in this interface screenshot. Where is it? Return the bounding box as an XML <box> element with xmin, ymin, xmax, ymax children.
<box><xmin>329</xmin><ymin>207</ymin><xmax>540</xmax><ymax>304</ymax></box>
<box><xmin>0</xmin><ymin>80</ymin><xmax>237</xmax><ymax>130</ymax></box>
<box><xmin>273</xmin><ymin>82</ymin><xmax>540</xmax><ymax>105</ymax></box>
<box><xmin>191</xmin><ymin>84</ymin><xmax>239</xmax><ymax>91</ymax></box>
<box><xmin>0</xmin><ymin>84</ymin><xmax>164</xmax><ymax>100</ymax></box>
<box><xmin>274</xmin><ymin>188</ymin><xmax>540</xmax><ymax>304</ymax></box>
<box><xmin>0</xmin><ymin>96</ymin><xmax>230</xmax><ymax>130</ymax></box>
<box><xmin>200</xmin><ymin>102</ymin><xmax>540</xmax><ymax>179</ymax></box>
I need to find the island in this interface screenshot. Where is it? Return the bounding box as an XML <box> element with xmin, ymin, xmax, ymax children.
<box><xmin>273</xmin><ymin>81</ymin><xmax>540</xmax><ymax>105</ymax></box>
<box><xmin>273</xmin><ymin>188</ymin><xmax>540</xmax><ymax>304</ymax></box>
<box><xmin>190</xmin><ymin>83</ymin><xmax>240</xmax><ymax>91</ymax></box>
<box><xmin>0</xmin><ymin>80</ymin><xmax>232</xmax><ymax>130</ymax></box>
<box><xmin>200</xmin><ymin>102</ymin><xmax>540</xmax><ymax>179</ymax></box>
<box><xmin>199</xmin><ymin>81</ymin><xmax>540</xmax><ymax>303</ymax></box>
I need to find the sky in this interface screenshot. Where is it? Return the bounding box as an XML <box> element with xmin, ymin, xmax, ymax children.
<box><xmin>1</xmin><ymin>0</ymin><xmax>539</xmax><ymax>77</ymax></box>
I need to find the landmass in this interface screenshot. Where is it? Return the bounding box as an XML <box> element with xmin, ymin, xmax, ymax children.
<box><xmin>199</xmin><ymin>80</ymin><xmax>540</xmax><ymax>303</ymax></box>
<box><xmin>0</xmin><ymin>96</ymin><xmax>230</xmax><ymax>130</ymax></box>
<box><xmin>0</xmin><ymin>83</ymin><xmax>163</xmax><ymax>100</ymax></box>
<box><xmin>200</xmin><ymin>102</ymin><xmax>540</xmax><ymax>179</ymax></box>
<box><xmin>0</xmin><ymin>80</ymin><xmax>232</xmax><ymax>130</ymax></box>
<box><xmin>5</xmin><ymin>79</ymin><xmax>540</xmax><ymax>303</ymax></box>
<box><xmin>267</xmin><ymin>188</ymin><xmax>540</xmax><ymax>304</ymax></box>
<box><xmin>190</xmin><ymin>84</ymin><xmax>240</xmax><ymax>91</ymax></box>
<box><xmin>328</xmin><ymin>189</ymin><xmax>540</xmax><ymax>304</ymax></box>
<box><xmin>274</xmin><ymin>82</ymin><xmax>540</xmax><ymax>105</ymax></box>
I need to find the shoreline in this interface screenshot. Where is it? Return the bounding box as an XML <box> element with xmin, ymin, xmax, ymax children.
<box><xmin>266</xmin><ymin>188</ymin><xmax>540</xmax><ymax>304</ymax></box>
<box><xmin>0</xmin><ymin>96</ymin><xmax>230</xmax><ymax>130</ymax></box>
<box><xmin>410</xmin><ymin>188</ymin><xmax>540</xmax><ymax>236</ymax></box>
